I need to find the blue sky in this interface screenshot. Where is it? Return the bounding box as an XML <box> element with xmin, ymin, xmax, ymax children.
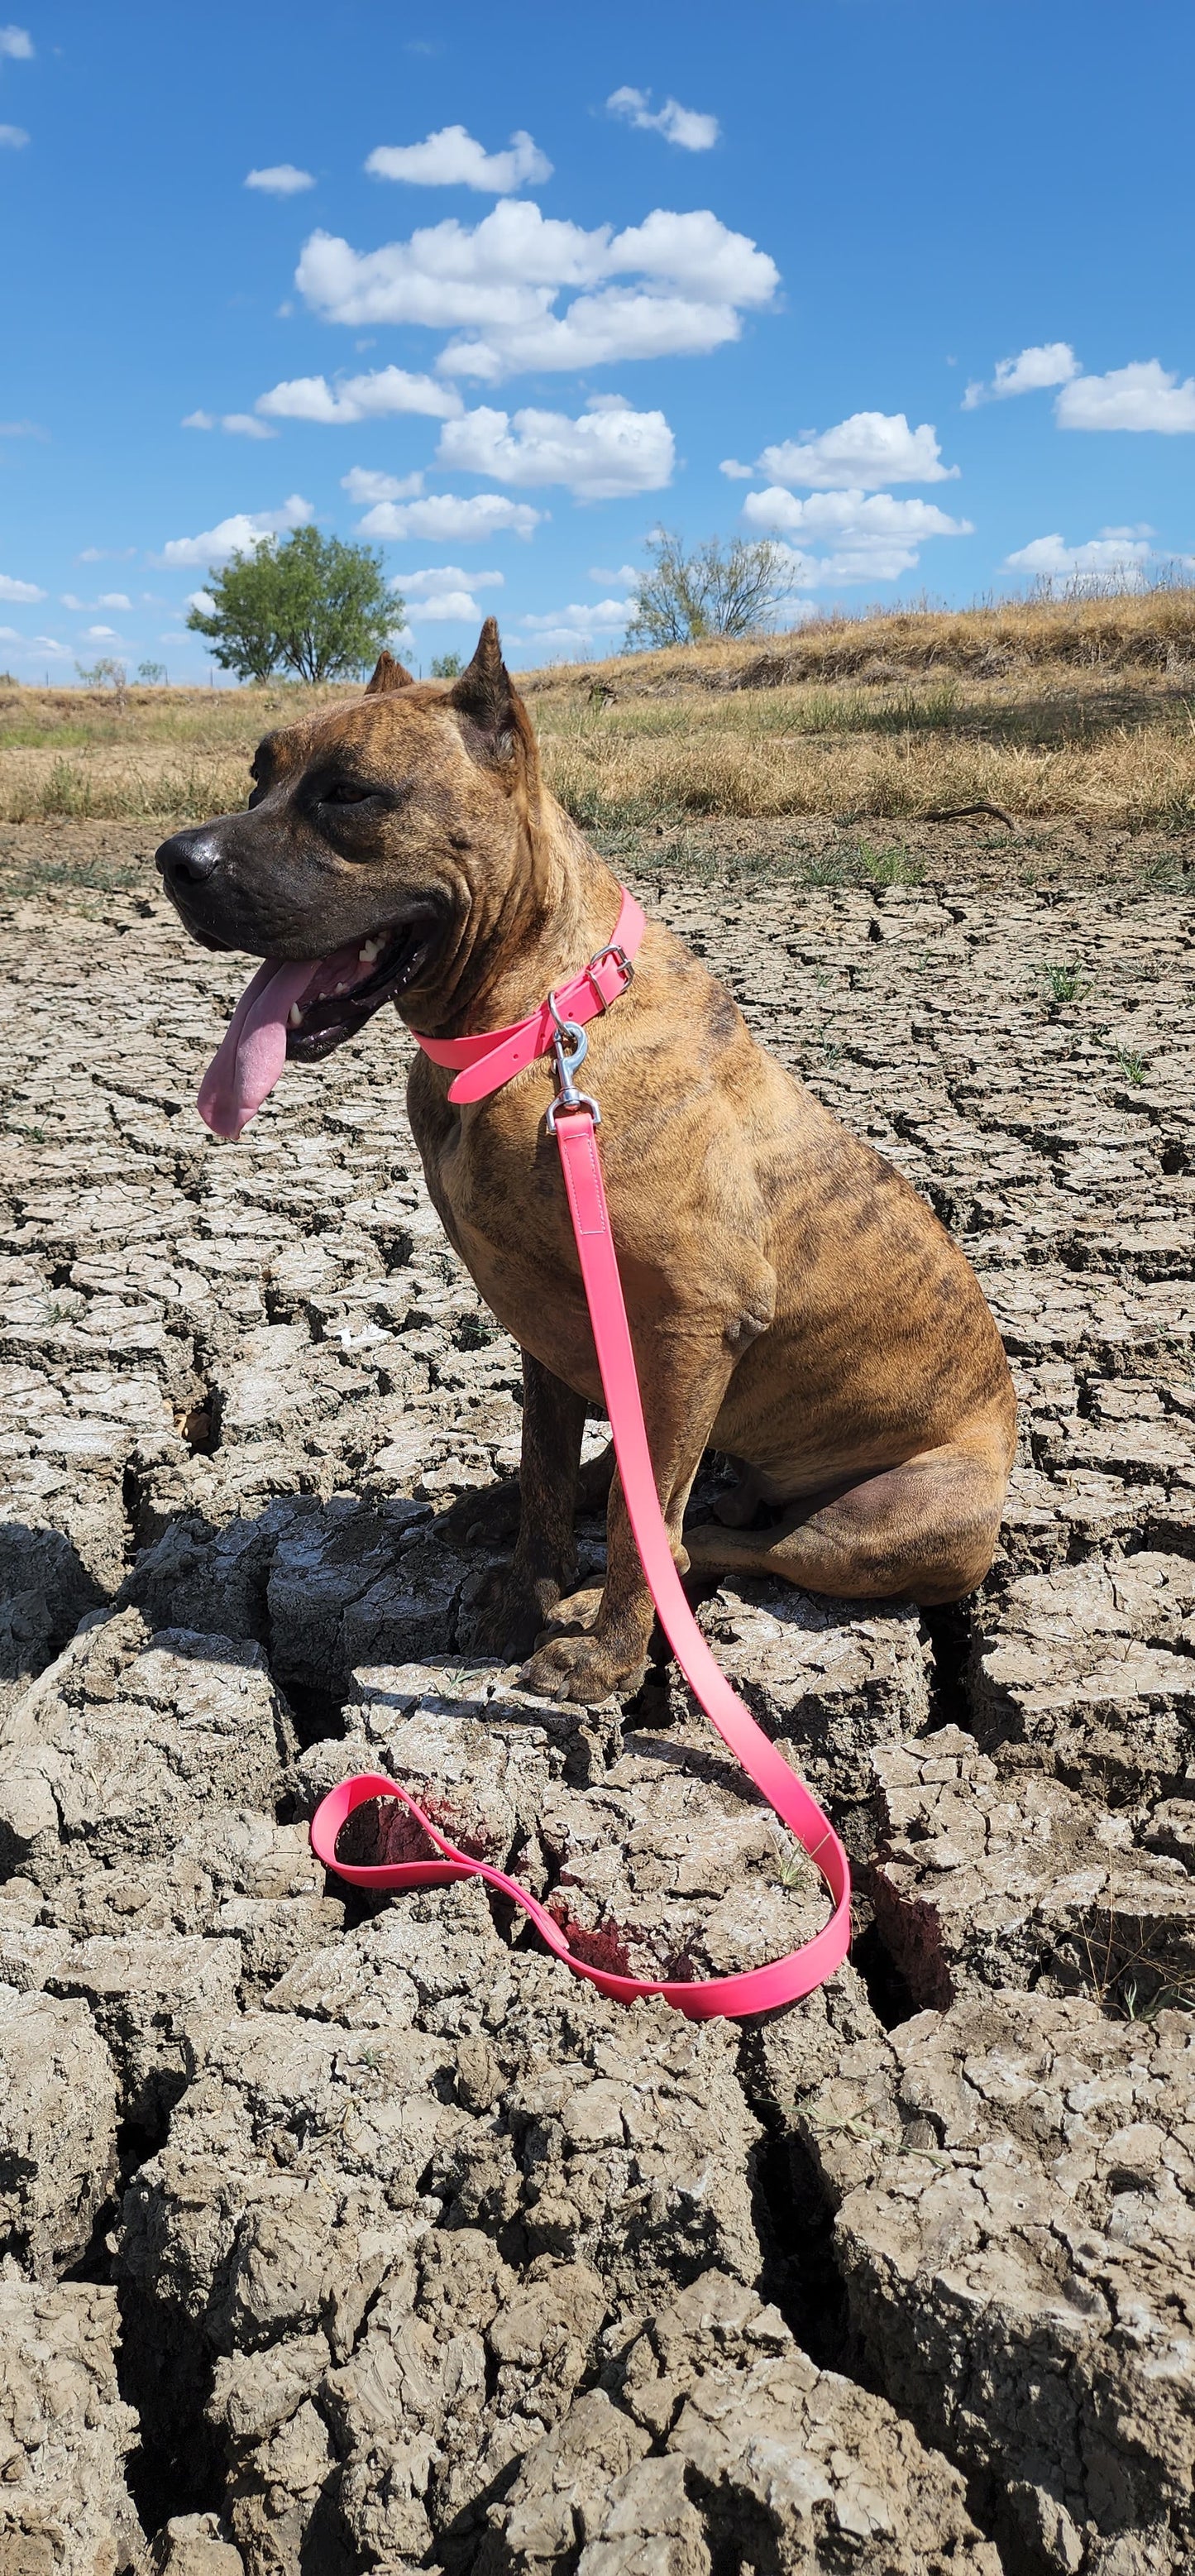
<box><xmin>2</xmin><ymin>0</ymin><xmax>1193</xmax><ymax>680</ymax></box>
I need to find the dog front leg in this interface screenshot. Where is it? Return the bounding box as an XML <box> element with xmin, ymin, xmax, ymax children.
<box><xmin>519</xmin><ymin>1330</ymin><xmax>735</xmax><ymax>1706</ymax></box>
<box><xmin>474</xmin><ymin>1349</ymin><xmax>587</xmax><ymax>1659</ymax></box>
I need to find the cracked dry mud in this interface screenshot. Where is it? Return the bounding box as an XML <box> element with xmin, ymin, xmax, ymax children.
<box><xmin>0</xmin><ymin>850</ymin><xmax>1192</xmax><ymax>2576</ymax></box>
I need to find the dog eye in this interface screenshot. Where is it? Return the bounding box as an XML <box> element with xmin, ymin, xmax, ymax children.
<box><xmin>321</xmin><ymin>781</ymin><xmax>374</xmax><ymax>807</ymax></box>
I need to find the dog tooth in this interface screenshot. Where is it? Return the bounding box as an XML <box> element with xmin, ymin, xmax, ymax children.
<box><xmin>287</xmin><ymin>1004</ymin><xmax>302</xmax><ymax>1028</ymax></box>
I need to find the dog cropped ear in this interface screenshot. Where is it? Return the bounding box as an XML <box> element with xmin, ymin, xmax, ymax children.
<box><xmin>364</xmin><ymin>650</ymin><xmax>414</xmax><ymax>695</ymax></box>
<box><xmin>450</xmin><ymin>618</ymin><xmax>528</xmax><ymax>771</ymax></box>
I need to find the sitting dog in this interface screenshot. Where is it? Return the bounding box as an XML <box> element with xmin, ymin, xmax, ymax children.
<box><xmin>157</xmin><ymin>621</ymin><xmax>1016</xmax><ymax>1705</ymax></box>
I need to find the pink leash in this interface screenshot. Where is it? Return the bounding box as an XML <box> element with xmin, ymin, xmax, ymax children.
<box><xmin>310</xmin><ymin>889</ymin><xmax>851</xmax><ymax>2019</ymax></box>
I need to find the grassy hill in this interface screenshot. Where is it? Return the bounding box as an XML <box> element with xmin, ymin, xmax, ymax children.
<box><xmin>2</xmin><ymin>586</ymin><xmax>1194</xmax><ymax>833</ymax></box>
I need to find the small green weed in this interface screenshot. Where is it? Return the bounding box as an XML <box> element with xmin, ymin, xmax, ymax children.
<box><xmin>1041</xmin><ymin>960</ymin><xmax>1090</xmax><ymax>1005</ymax></box>
<box><xmin>1113</xmin><ymin>1042</ymin><xmax>1148</xmax><ymax>1084</ymax></box>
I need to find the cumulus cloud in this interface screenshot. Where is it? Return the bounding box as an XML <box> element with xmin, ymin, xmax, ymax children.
<box><xmin>256</xmin><ymin>365</ymin><xmax>462</xmax><ymax>424</ymax></box>
<box><xmin>0</xmin><ymin>571</ymin><xmax>44</xmax><ymax>601</ymax></box>
<box><xmin>183</xmin><ymin>409</ymin><xmax>277</xmax><ymax>439</ymax></box>
<box><xmin>0</xmin><ymin>624</ymin><xmax>20</xmax><ymax>640</ymax></box>
<box><xmin>1003</xmin><ymin>526</ymin><xmax>1157</xmax><ymax>585</ymax></box>
<box><xmin>394</xmin><ymin>563</ymin><xmax>504</xmax><ymax>596</ymax></box>
<box><xmin>245</xmin><ymin>164</ymin><xmax>315</xmax><ymax>195</ymax></box>
<box><xmin>511</xmin><ymin>596</ymin><xmax>634</xmax><ymax>661</ymax></box>
<box><xmin>295</xmin><ymin>200</ymin><xmax>778</xmax><ymax>379</ymax></box>
<box><xmin>0</xmin><ymin>26</ymin><xmax>33</xmax><ymax>57</ymax></box>
<box><xmin>752</xmin><ymin>412</ymin><xmax>958</xmax><ymax>489</ymax></box>
<box><xmin>0</xmin><ymin>124</ymin><xmax>28</xmax><ymax>146</ymax></box>
<box><xmin>741</xmin><ymin>488</ymin><xmax>972</xmax><ymax>585</ymax></box>
<box><xmin>77</xmin><ymin>547</ymin><xmax>136</xmax><ymax>563</ymax></box>
<box><xmin>719</xmin><ymin>457</ymin><xmax>753</xmax><ymax>479</ymax></box>
<box><xmin>1054</xmin><ymin>359</ymin><xmax>1195</xmax><ymax>433</ymax></box>
<box><xmin>607</xmin><ymin>88</ymin><xmax>719</xmax><ymax>151</ymax></box>
<box><xmin>156</xmin><ymin>495</ymin><xmax>313</xmax><ymax>567</ymax></box>
<box><xmin>963</xmin><ymin>342</ymin><xmax>1079</xmax><ymax>408</ymax></box>
<box><xmin>341</xmin><ymin>467</ymin><xmax>425</xmax><ymax>505</ymax></box>
<box><xmin>355</xmin><ymin>491</ymin><xmax>542</xmax><ymax>542</ymax></box>
<box><xmin>437</xmin><ymin>395</ymin><xmax>674</xmax><ymax>498</ymax></box>
<box><xmin>60</xmin><ymin>591</ymin><xmax>132</xmax><ymax>611</ymax></box>
<box><xmin>82</xmin><ymin>624</ymin><xmax>120</xmax><ymax>640</ymax></box>
<box><xmin>366</xmin><ymin>125</ymin><xmax>551</xmax><ymax>193</ymax></box>
<box><xmin>404</xmin><ymin>590</ymin><xmax>485</xmax><ymax>620</ymax></box>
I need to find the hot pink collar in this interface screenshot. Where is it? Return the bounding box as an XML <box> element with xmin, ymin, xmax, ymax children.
<box><xmin>412</xmin><ymin>886</ymin><xmax>645</xmax><ymax>1106</ymax></box>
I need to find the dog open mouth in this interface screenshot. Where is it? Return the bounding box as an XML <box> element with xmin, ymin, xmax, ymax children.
<box><xmin>198</xmin><ymin>913</ymin><xmax>437</xmax><ymax>1141</ymax></box>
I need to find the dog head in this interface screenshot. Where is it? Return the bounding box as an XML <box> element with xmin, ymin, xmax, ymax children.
<box><xmin>156</xmin><ymin>618</ymin><xmax>543</xmax><ymax>1077</ymax></box>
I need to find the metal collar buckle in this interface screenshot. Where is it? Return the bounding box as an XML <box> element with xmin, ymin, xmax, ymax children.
<box><xmin>584</xmin><ymin>942</ymin><xmax>635</xmax><ymax>1011</ymax></box>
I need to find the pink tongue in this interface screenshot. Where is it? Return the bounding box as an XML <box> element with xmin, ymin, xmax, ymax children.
<box><xmin>197</xmin><ymin>959</ymin><xmax>318</xmax><ymax>1140</ymax></box>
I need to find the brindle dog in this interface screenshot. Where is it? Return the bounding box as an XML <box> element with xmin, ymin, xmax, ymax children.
<box><xmin>157</xmin><ymin>621</ymin><xmax>1016</xmax><ymax>1705</ymax></box>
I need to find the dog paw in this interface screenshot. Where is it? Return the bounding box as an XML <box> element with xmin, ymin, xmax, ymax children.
<box><xmin>519</xmin><ymin>1630</ymin><xmax>643</xmax><ymax>1707</ymax></box>
<box><xmin>470</xmin><ymin>1566</ymin><xmax>560</xmax><ymax>1662</ymax></box>
<box><xmin>538</xmin><ymin>1584</ymin><xmax>604</xmax><ymax>1635</ymax></box>
<box><xmin>445</xmin><ymin>1475</ymin><xmax>523</xmax><ymax>1545</ymax></box>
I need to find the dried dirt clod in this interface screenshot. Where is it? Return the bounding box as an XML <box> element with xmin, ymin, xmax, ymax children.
<box><xmin>0</xmin><ymin>1985</ymin><xmax>120</xmax><ymax>2275</ymax></box>
<box><xmin>970</xmin><ymin>1553</ymin><xmax>1195</xmax><ymax>1804</ymax></box>
<box><xmin>792</xmin><ymin>1990</ymin><xmax>1195</xmax><ymax>2575</ymax></box>
<box><xmin>0</xmin><ymin>2279</ymin><xmax>144</xmax><ymax>2574</ymax></box>
<box><xmin>868</xmin><ymin>1724</ymin><xmax>1195</xmax><ymax>2013</ymax></box>
<box><xmin>0</xmin><ymin>1612</ymin><xmax>298</xmax><ymax>1884</ymax></box>
<box><xmin>679</xmin><ymin>1578</ymin><xmax>933</xmax><ymax>1856</ymax></box>
<box><xmin>490</xmin><ymin>2272</ymin><xmax>1003</xmax><ymax>2574</ymax></box>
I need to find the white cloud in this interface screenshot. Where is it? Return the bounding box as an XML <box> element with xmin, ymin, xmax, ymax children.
<box><xmin>962</xmin><ymin>341</ymin><xmax>1079</xmax><ymax>408</ymax></box>
<box><xmin>719</xmin><ymin>457</ymin><xmax>753</xmax><ymax>479</ymax></box>
<box><xmin>60</xmin><ymin>591</ymin><xmax>132</xmax><ymax>611</ymax></box>
<box><xmin>184</xmin><ymin>408</ymin><xmax>278</xmax><ymax>439</ymax></box>
<box><xmin>511</xmin><ymin>596</ymin><xmax>634</xmax><ymax>661</ymax></box>
<box><xmin>1054</xmin><ymin>359</ymin><xmax>1195</xmax><ymax>433</ymax></box>
<box><xmin>437</xmin><ymin>395</ymin><xmax>673</xmax><ymax>498</ymax></box>
<box><xmin>356</xmin><ymin>491</ymin><xmax>542</xmax><ymax>542</ymax></box>
<box><xmin>245</xmin><ymin>164</ymin><xmax>315</xmax><ymax>196</ymax></box>
<box><xmin>256</xmin><ymin>364</ymin><xmax>461</xmax><ymax>424</ymax></box>
<box><xmin>0</xmin><ymin>624</ymin><xmax>20</xmax><ymax>640</ymax></box>
<box><xmin>1003</xmin><ymin>526</ymin><xmax>1157</xmax><ymax>585</ymax></box>
<box><xmin>341</xmin><ymin>467</ymin><xmax>425</xmax><ymax>505</ymax></box>
<box><xmin>753</xmin><ymin>412</ymin><xmax>958</xmax><ymax>489</ymax></box>
<box><xmin>404</xmin><ymin>590</ymin><xmax>483</xmax><ymax>620</ymax></box>
<box><xmin>521</xmin><ymin>596</ymin><xmax>633</xmax><ymax>634</ymax></box>
<box><xmin>82</xmin><ymin>625</ymin><xmax>121</xmax><ymax>640</ymax></box>
<box><xmin>295</xmin><ymin>201</ymin><xmax>778</xmax><ymax>380</ymax></box>
<box><xmin>157</xmin><ymin>495</ymin><xmax>313</xmax><ymax>567</ymax></box>
<box><xmin>588</xmin><ymin>563</ymin><xmax>639</xmax><ymax>587</ymax></box>
<box><xmin>366</xmin><ymin>125</ymin><xmax>551</xmax><ymax>193</ymax></box>
<box><xmin>32</xmin><ymin>635</ymin><xmax>71</xmax><ymax>657</ymax></box>
<box><xmin>0</xmin><ymin>124</ymin><xmax>28</xmax><ymax>147</ymax></box>
<box><xmin>0</xmin><ymin>26</ymin><xmax>33</xmax><ymax>57</ymax></box>
<box><xmin>742</xmin><ymin>488</ymin><xmax>973</xmax><ymax>585</ymax></box>
<box><xmin>0</xmin><ymin>572</ymin><xmax>44</xmax><ymax>601</ymax></box>
<box><xmin>394</xmin><ymin>563</ymin><xmax>504</xmax><ymax>596</ymax></box>
<box><xmin>185</xmin><ymin>590</ymin><xmax>217</xmax><ymax>614</ymax></box>
<box><xmin>607</xmin><ymin>87</ymin><xmax>719</xmax><ymax>151</ymax></box>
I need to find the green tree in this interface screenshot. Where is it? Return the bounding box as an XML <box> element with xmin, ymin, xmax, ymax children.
<box><xmin>137</xmin><ymin>658</ymin><xmax>168</xmax><ymax>685</ymax></box>
<box><xmin>187</xmin><ymin>526</ymin><xmax>403</xmax><ymax>684</ymax></box>
<box><xmin>430</xmin><ymin>649</ymin><xmax>463</xmax><ymax>679</ymax></box>
<box><xmin>625</xmin><ymin>529</ymin><xmax>793</xmax><ymax>649</ymax></box>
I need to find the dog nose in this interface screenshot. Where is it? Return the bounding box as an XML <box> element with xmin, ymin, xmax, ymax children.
<box><xmin>156</xmin><ymin>827</ymin><xmax>221</xmax><ymax>887</ymax></box>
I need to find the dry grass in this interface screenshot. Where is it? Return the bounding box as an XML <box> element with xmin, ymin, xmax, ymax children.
<box><xmin>3</xmin><ymin>591</ymin><xmax>1195</xmax><ymax>831</ymax></box>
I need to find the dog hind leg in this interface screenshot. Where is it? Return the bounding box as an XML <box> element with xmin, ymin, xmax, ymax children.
<box><xmin>684</xmin><ymin>1442</ymin><xmax>1007</xmax><ymax>1606</ymax></box>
